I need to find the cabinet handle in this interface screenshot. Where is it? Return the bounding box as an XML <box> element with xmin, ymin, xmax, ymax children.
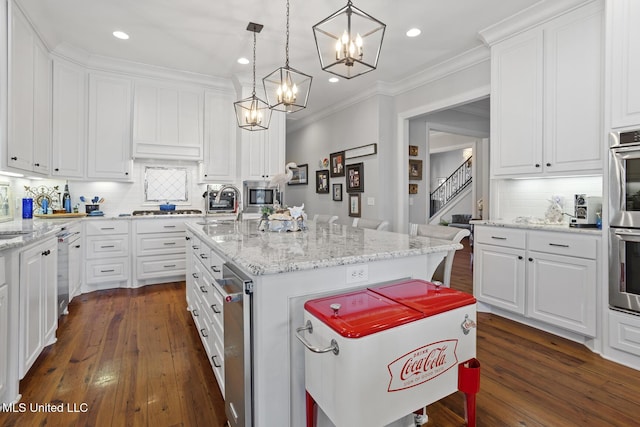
<box><xmin>55</xmin><ymin>168</ymin><xmax>59</xmax><ymax>172</ymax></box>
<box><xmin>192</xmin><ymin>273</ymin><xmax>199</xmax><ymax>279</ymax></box>
<box><xmin>101</xmin><ymin>245</ymin><xmax>115</xmax><ymax>248</ymax></box>
<box><xmin>10</xmin><ymin>156</ymin><xmax>17</xmax><ymax>161</ymax></box>
<box><xmin>41</xmin><ymin>249</ymin><xmax>51</xmax><ymax>256</ymax></box>
<box><xmin>200</xmin><ymin>253</ymin><xmax>208</xmax><ymax>259</ymax></box>
<box><xmin>548</xmin><ymin>243</ymin><xmax>569</xmax><ymax>248</ymax></box>
<box><xmin>101</xmin><ymin>227</ymin><xmax>115</xmax><ymax>230</ymax></box>
<box><xmin>125</xmin><ymin>172</ymin><xmax>129</xmax><ymax>176</ymax></box>
<box><xmin>74</xmin><ymin>245</ymin><xmax>81</xmax><ymax>249</ymax></box>
<box><xmin>491</xmin><ymin>236</ymin><xmax>507</xmax><ymax>240</ymax></box>
<box><xmin>212</xmin><ymin>355</ymin><xmax>222</xmax><ymax>368</ymax></box>
<box><xmin>163</xmin><ymin>225</ymin><xmax>176</xmax><ymax>228</ymax></box>
<box><xmin>211</xmin><ymin>304</ymin><xmax>221</xmax><ymax>314</ymax></box>
<box><xmin>192</xmin><ymin>245</ymin><xmax>199</xmax><ymax>250</ymax></box>
<box><xmin>535</xmin><ymin>163</ymin><xmax>540</xmax><ymax>167</ymax></box>
<box><xmin>101</xmin><ymin>269</ymin><xmax>115</xmax><ymax>273</ymax></box>
<box><xmin>211</xmin><ymin>266</ymin><xmax>221</xmax><ymax>273</ymax></box>
<box><xmin>163</xmin><ymin>264</ymin><xmax>176</xmax><ymax>268</ymax></box>
<box><xmin>518</xmin><ymin>256</ymin><xmax>523</xmax><ymax>260</ymax></box>
<box><xmin>34</xmin><ymin>163</ymin><xmax>40</xmax><ymax>167</ymax></box>
<box><xmin>163</xmin><ymin>242</ymin><xmax>177</xmax><ymax>246</ymax></box>
<box><xmin>546</xmin><ymin>163</ymin><xmax>551</xmax><ymax>167</ymax></box>
<box><xmin>200</xmin><ymin>328</ymin><xmax>208</xmax><ymax>338</ymax></box>
<box><xmin>185</xmin><ymin>236</ymin><xmax>191</xmax><ymax>241</ymax></box>
<box><xmin>199</xmin><ymin>285</ymin><xmax>208</xmax><ymax>293</ymax></box>
<box><xmin>528</xmin><ymin>257</ymin><xmax>533</xmax><ymax>262</ymax></box>
<box><xmin>192</xmin><ymin>309</ymin><xmax>199</xmax><ymax>317</ymax></box>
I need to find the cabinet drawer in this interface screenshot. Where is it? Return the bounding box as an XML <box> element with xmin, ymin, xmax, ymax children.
<box><xmin>528</xmin><ymin>231</ymin><xmax>597</xmax><ymax>259</ymax></box>
<box><xmin>85</xmin><ymin>220</ymin><xmax>129</xmax><ymax>235</ymax></box>
<box><xmin>609</xmin><ymin>310</ymin><xmax>640</xmax><ymax>357</ymax></box>
<box><xmin>136</xmin><ymin>234</ymin><xmax>186</xmax><ymax>256</ymax></box>
<box><xmin>86</xmin><ymin>258</ymin><xmax>129</xmax><ymax>284</ymax></box>
<box><xmin>211</xmin><ymin>338</ymin><xmax>225</xmax><ymax>397</ymax></box>
<box><xmin>136</xmin><ymin>255</ymin><xmax>186</xmax><ymax>279</ymax></box>
<box><xmin>210</xmin><ymin>249</ymin><xmax>224</xmax><ymax>280</ymax></box>
<box><xmin>475</xmin><ymin>226</ymin><xmax>526</xmax><ymax>248</ymax></box>
<box><xmin>86</xmin><ymin>235</ymin><xmax>129</xmax><ymax>258</ymax></box>
<box><xmin>136</xmin><ymin>220</ymin><xmax>187</xmax><ymax>234</ymax></box>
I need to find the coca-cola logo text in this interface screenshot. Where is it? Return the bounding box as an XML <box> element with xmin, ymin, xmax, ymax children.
<box><xmin>387</xmin><ymin>339</ymin><xmax>458</xmax><ymax>392</ymax></box>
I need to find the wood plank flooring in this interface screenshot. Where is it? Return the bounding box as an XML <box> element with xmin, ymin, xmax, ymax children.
<box><xmin>2</xmin><ymin>238</ymin><xmax>640</xmax><ymax>426</ymax></box>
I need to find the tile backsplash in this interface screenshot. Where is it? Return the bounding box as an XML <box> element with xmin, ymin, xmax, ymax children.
<box><xmin>493</xmin><ymin>176</ymin><xmax>603</xmax><ymax>221</ymax></box>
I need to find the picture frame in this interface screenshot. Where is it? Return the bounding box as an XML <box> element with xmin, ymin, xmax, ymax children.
<box><xmin>409</xmin><ymin>159</ymin><xmax>423</xmax><ymax>181</ymax></box>
<box><xmin>409</xmin><ymin>183</ymin><xmax>418</xmax><ymax>194</ymax></box>
<box><xmin>330</xmin><ymin>151</ymin><xmax>345</xmax><ymax>177</ymax></box>
<box><xmin>332</xmin><ymin>183</ymin><xmax>342</xmax><ymax>201</ymax></box>
<box><xmin>345</xmin><ymin>143</ymin><xmax>377</xmax><ymax>159</ymax></box>
<box><xmin>348</xmin><ymin>193</ymin><xmax>361</xmax><ymax>217</ymax></box>
<box><xmin>409</xmin><ymin>145</ymin><xmax>419</xmax><ymax>156</ymax></box>
<box><xmin>288</xmin><ymin>164</ymin><xmax>308</xmax><ymax>185</ymax></box>
<box><xmin>346</xmin><ymin>162</ymin><xmax>364</xmax><ymax>193</ymax></box>
<box><xmin>316</xmin><ymin>170</ymin><xmax>330</xmax><ymax>194</ymax></box>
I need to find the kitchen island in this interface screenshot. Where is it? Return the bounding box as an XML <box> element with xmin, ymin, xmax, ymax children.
<box><xmin>185</xmin><ymin>219</ymin><xmax>462</xmax><ymax>427</ymax></box>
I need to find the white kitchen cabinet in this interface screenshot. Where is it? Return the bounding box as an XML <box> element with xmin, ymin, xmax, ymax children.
<box><xmin>609</xmin><ymin>309</ymin><xmax>640</xmax><ymax>358</ymax></box>
<box><xmin>610</xmin><ymin>0</ymin><xmax>640</xmax><ymax>128</ymax></box>
<box><xmin>84</xmin><ymin>220</ymin><xmax>130</xmax><ymax>289</ymax></box>
<box><xmin>133</xmin><ymin>80</ymin><xmax>204</xmax><ymax>161</ymax></box>
<box><xmin>19</xmin><ymin>237</ymin><xmax>57</xmax><ymax>379</ymax></box>
<box><xmin>52</xmin><ymin>58</ymin><xmax>87</xmax><ymax>179</ymax></box>
<box><xmin>67</xmin><ymin>223</ymin><xmax>83</xmax><ymax>301</ymax></box>
<box><xmin>201</xmin><ymin>90</ymin><xmax>237</xmax><ymax>182</ymax></box>
<box><xmin>241</xmin><ymin>110</ymin><xmax>286</xmax><ymax>180</ymax></box>
<box><xmin>133</xmin><ymin>219</ymin><xmax>186</xmax><ymax>284</ymax></box>
<box><xmin>474</xmin><ymin>225</ymin><xmax>598</xmax><ymax>336</ymax></box>
<box><xmin>7</xmin><ymin>2</ymin><xmax>51</xmax><ymax>175</ymax></box>
<box><xmin>0</xmin><ymin>256</ymin><xmax>7</xmax><ymax>402</ymax></box>
<box><xmin>490</xmin><ymin>2</ymin><xmax>603</xmax><ymax>177</ymax></box>
<box><xmin>87</xmin><ymin>72</ymin><xmax>133</xmax><ymax>180</ymax></box>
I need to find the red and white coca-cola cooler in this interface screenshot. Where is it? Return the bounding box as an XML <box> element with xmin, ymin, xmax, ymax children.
<box><xmin>297</xmin><ymin>279</ymin><xmax>480</xmax><ymax>427</ymax></box>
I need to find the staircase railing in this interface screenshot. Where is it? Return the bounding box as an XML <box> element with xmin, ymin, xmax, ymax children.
<box><xmin>430</xmin><ymin>157</ymin><xmax>472</xmax><ymax>218</ymax></box>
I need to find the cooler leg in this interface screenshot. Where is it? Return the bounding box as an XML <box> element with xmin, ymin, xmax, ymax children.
<box><xmin>306</xmin><ymin>391</ymin><xmax>316</xmax><ymax>427</ymax></box>
<box><xmin>458</xmin><ymin>358</ymin><xmax>481</xmax><ymax>427</ymax></box>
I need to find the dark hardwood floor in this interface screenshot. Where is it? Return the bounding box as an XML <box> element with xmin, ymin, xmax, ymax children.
<box><xmin>2</xmin><ymin>238</ymin><xmax>640</xmax><ymax>426</ymax></box>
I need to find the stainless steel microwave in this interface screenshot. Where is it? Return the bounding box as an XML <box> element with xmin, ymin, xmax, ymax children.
<box><xmin>242</xmin><ymin>181</ymin><xmax>282</xmax><ymax>213</ymax></box>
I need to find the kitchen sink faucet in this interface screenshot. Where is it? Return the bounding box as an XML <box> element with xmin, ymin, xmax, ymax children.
<box><xmin>215</xmin><ymin>184</ymin><xmax>243</xmax><ymax>221</ymax></box>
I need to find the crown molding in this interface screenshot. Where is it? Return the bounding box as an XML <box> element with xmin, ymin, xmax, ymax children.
<box><xmin>478</xmin><ymin>0</ymin><xmax>594</xmax><ymax>46</ymax></box>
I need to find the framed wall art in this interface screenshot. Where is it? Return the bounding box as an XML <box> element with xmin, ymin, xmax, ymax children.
<box><xmin>346</xmin><ymin>162</ymin><xmax>364</xmax><ymax>193</ymax></box>
<box><xmin>332</xmin><ymin>183</ymin><xmax>343</xmax><ymax>201</ymax></box>
<box><xmin>409</xmin><ymin>145</ymin><xmax>419</xmax><ymax>156</ymax></box>
<box><xmin>409</xmin><ymin>159</ymin><xmax>423</xmax><ymax>181</ymax></box>
<box><xmin>348</xmin><ymin>193</ymin><xmax>361</xmax><ymax>217</ymax></box>
<box><xmin>330</xmin><ymin>151</ymin><xmax>345</xmax><ymax>177</ymax></box>
<box><xmin>409</xmin><ymin>183</ymin><xmax>418</xmax><ymax>194</ymax></box>
<box><xmin>345</xmin><ymin>143</ymin><xmax>377</xmax><ymax>159</ymax></box>
<box><xmin>288</xmin><ymin>164</ymin><xmax>308</xmax><ymax>185</ymax></box>
<box><xmin>316</xmin><ymin>170</ymin><xmax>330</xmax><ymax>193</ymax></box>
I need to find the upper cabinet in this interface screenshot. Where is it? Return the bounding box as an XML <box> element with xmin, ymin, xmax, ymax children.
<box><xmin>610</xmin><ymin>0</ymin><xmax>640</xmax><ymax>129</ymax></box>
<box><xmin>7</xmin><ymin>3</ymin><xmax>50</xmax><ymax>175</ymax></box>
<box><xmin>87</xmin><ymin>72</ymin><xmax>133</xmax><ymax>180</ymax></box>
<box><xmin>133</xmin><ymin>80</ymin><xmax>204</xmax><ymax>161</ymax></box>
<box><xmin>52</xmin><ymin>58</ymin><xmax>87</xmax><ymax>178</ymax></box>
<box><xmin>201</xmin><ymin>90</ymin><xmax>237</xmax><ymax>182</ymax></box>
<box><xmin>489</xmin><ymin>2</ymin><xmax>603</xmax><ymax>177</ymax></box>
<box><xmin>241</xmin><ymin>111</ymin><xmax>286</xmax><ymax>181</ymax></box>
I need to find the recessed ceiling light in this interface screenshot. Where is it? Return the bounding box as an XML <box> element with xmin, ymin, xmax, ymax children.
<box><xmin>406</xmin><ymin>28</ymin><xmax>421</xmax><ymax>38</ymax></box>
<box><xmin>237</xmin><ymin>57</ymin><xmax>250</xmax><ymax>65</ymax></box>
<box><xmin>113</xmin><ymin>31</ymin><xmax>130</xmax><ymax>40</ymax></box>
<box><xmin>329</xmin><ymin>77</ymin><xmax>339</xmax><ymax>83</ymax></box>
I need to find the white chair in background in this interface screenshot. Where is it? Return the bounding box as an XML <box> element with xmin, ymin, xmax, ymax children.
<box><xmin>312</xmin><ymin>214</ymin><xmax>339</xmax><ymax>224</ymax></box>
<box><xmin>352</xmin><ymin>218</ymin><xmax>389</xmax><ymax>231</ymax></box>
<box><xmin>409</xmin><ymin>223</ymin><xmax>470</xmax><ymax>287</ymax></box>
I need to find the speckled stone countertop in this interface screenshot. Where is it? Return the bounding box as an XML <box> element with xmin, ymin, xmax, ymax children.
<box><xmin>187</xmin><ymin>220</ymin><xmax>461</xmax><ymax>276</ymax></box>
<box><xmin>0</xmin><ymin>218</ymin><xmax>78</xmax><ymax>250</ymax></box>
<box><xmin>471</xmin><ymin>219</ymin><xmax>602</xmax><ymax>235</ymax></box>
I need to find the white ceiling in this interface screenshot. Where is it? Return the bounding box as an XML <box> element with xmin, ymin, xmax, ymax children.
<box><xmin>16</xmin><ymin>0</ymin><xmax>541</xmax><ymax>123</ymax></box>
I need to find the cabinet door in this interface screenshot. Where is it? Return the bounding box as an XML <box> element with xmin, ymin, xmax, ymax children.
<box><xmin>611</xmin><ymin>0</ymin><xmax>640</xmax><ymax>128</ymax></box>
<box><xmin>52</xmin><ymin>59</ymin><xmax>86</xmax><ymax>178</ymax></box>
<box><xmin>19</xmin><ymin>245</ymin><xmax>44</xmax><ymax>378</ymax></box>
<box><xmin>242</xmin><ymin>111</ymin><xmax>286</xmax><ymax>180</ymax></box>
<box><xmin>8</xmin><ymin>4</ymin><xmax>35</xmax><ymax>172</ymax></box>
<box><xmin>0</xmin><ymin>283</ymin><xmax>7</xmax><ymax>399</ymax></box>
<box><xmin>32</xmin><ymin>41</ymin><xmax>51</xmax><ymax>174</ymax></box>
<box><xmin>42</xmin><ymin>241</ymin><xmax>58</xmax><ymax>345</ymax></box>
<box><xmin>474</xmin><ymin>244</ymin><xmax>526</xmax><ymax>314</ymax></box>
<box><xmin>202</xmin><ymin>90</ymin><xmax>237</xmax><ymax>182</ymax></box>
<box><xmin>69</xmin><ymin>237</ymin><xmax>82</xmax><ymax>300</ymax></box>
<box><xmin>263</xmin><ymin>111</ymin><xmax>286</xmax><ymax>178</ymax></box>
<box><xmin>543</xmin><ymin>3</ymin><xmax>602</xmax><ymax>173</ymax></box>
<box><xmin>87</xmin><ymin>73</ymin><xmax>132</xmax><ymax>180</ymax></box>
<box><xmin>490</xmin><ymin>30</ymin><xmax>543</xmax><ymax>177</ymax></box>
<box><xmin>527</xmin><ymin>251</ymin><xmax>596</xmax><ymax>336</ymax></box>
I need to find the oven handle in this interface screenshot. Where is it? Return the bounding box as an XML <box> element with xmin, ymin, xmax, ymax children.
<box><xmin>614</xmin><ymin>229</ymin><xmax>640</xmax><ymax>242</ymax></box>
<box><xmin>295</xmin><ymin>320</ymin><xmax>340</xmax><ymax>356</ymax></box>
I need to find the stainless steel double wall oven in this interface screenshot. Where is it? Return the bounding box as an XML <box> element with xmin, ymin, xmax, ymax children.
<box><xmin>609</xmin><ymin>129</ymin><xmax>640</xmax><ymax>314</ymax></box>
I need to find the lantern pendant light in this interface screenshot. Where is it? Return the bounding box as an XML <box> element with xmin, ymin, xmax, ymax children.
<box><xmin>263</xmin><ymin>0</ymin><xmax>312</xmax><ymax>113</ymax></box>
<box><xmin>234</xmin><ymin>22</ymin><xmax>271</xmax><ymax>131</ymax></box>
<box><xmin>312</xmin><ymin>0</ymin><xmax>386</xmax><ymax>79</ymax></box>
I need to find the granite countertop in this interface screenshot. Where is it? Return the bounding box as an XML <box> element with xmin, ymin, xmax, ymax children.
<box><xmin>0</xmin><ymin>218</ymin><xmax>77</xmax><ymax>251</ymax></box>
<box><xmin>187</xmin><ymin>220</ymin><xmax>461</xmax><ymax>276</ymax></box>
<box><xmin>471</xmin><ymin>219</ymin><xmax>602</xmax><ymax>235</ymax></box>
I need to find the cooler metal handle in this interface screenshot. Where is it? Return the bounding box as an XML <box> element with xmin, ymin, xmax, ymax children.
<box><xmin>295</xmin><ymin>320</ymin><xmax>339</xmax><ymax>355</ymax></box>
<box><xmin>461</xmin><ymin>314</ymin><xmax>477</xmax><ymax>335</ymax></box>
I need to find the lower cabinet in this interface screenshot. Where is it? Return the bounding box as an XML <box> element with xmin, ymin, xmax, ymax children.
<box><xmin>0</xmin><ymin>256</ymin><xmax>8</xmax><ymax>402</ymax></box>
<box><xmin>609</xmin><ymin>309</ymin><xmax>640</xmax><ymax>357</ymax></box>
<box><xmin>84</xmin><ymin>220</ymin><xmax>130</xmax><ymax>289</ymax></box>
<box><xmin>133</xmin><ymin>219</ymin><xmax>187</xmax><ymax>284</ymax></box>
<box><xmin>474</xmin><ymin>225</ymin><xmax>598</xmax><ymax>337</ymax></box>
<box><xmin>19</xmin><ymin>237</ymin><xmax>57</xmax><ymax>378</ymax></box>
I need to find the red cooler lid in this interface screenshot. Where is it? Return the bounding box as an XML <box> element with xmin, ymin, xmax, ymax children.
<box><xmin>369</xmin><ymin>279</ymin><xmax>476</xmax><ymax>317</ymax></box>
<box><xmin>304</xmin><ymin>289</ymin><xmax>424</xmax><ymax>338</ymax></box>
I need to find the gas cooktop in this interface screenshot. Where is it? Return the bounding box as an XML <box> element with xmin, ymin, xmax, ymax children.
<box><xmin>132</xmin><ymin>209</ymin><xmax>202</xmax><ymax>216</ymax></box>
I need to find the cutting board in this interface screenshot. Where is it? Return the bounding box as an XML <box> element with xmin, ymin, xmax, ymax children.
<box><xmin>34</xmin><ymin>213</ymin><xmax>87</xmax><ymax>218</ymax></box>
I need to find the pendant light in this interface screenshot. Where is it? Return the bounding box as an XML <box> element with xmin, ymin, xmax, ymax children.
<box><xmin>234</xmin><ymin>22</ymin><xmax>272</xmax><ymax>131</ymax></box>
<box><xmin>312</xmin><ymin>0</ymin><xmax>386</xmax><ymax>79</ymax></box>
<box><xmin>263</xmin><ymin>0</ymin><xmax>312</xmax><ymax>113</ymax></box>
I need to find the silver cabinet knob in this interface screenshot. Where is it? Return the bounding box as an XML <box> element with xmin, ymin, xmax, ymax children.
<box><xmin>330</xmin><ymin>303</ymin><xmax>341</xmax><ymax>316</ymax></box>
